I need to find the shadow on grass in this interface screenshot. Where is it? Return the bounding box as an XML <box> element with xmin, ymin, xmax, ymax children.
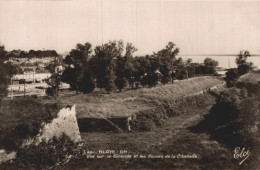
<box><xmin>188</xmin><ymin>100</ymin><xmax>243</xmax><ymax>149</ymax></box>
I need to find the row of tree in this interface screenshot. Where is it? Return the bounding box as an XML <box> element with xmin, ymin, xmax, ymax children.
<box><xmin>57</xmin><ymin>41</ymin><xmax>219</xmax><ymax>94</ymax></box>
<box><xmin>7</xmin><ymin>49</ymin><xmax>59</xmax><ymax>58</ymax></box>
<box><xmin>0</xmin><ymin>41</ymin><xmax>220</xmax><ymax>98</ymax></box>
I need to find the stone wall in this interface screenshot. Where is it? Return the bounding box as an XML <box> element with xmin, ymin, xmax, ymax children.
<box><xmin>23</xmin><ymin>105</ymin><xmax>81</xmax><ymax>146</ymax></box>
<box><xmin>1</xmin><ymin>105</ymin><xmax>81</xmax><ymax>164</ymax></box>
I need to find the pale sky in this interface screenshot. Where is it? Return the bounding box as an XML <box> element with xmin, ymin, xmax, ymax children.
<box><xmin>0</xmin><ymin>0</ymin><xmax>260</xmax><ymax>59</ymax></box>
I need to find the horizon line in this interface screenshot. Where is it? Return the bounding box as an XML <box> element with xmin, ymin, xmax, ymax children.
<box><xmin>180</xmin><ymin>54</ymin><xmax>260</xmax><ymax>57</ymax></box>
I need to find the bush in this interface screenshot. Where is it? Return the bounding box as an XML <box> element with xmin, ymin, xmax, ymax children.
<box><xmin>130</xmin><ymin>106</ymin><xmax>166</xmax><ymax>131</ymax></box>
<box><xmin>5</xmin><ymin>134</ymin><xmax>86</xmax><ymax>169</ymax></box>
<box><xmin>206</xmin><ymin>102</ymin><xmax>239</xmax><ymax>129</ymax></box>
<box><xmin>46</xmin><ymin>87</ymin><xmax>55</xmax><ymax>96</ymax></box>
<box><xmin>194</xmin><ymin>87</ymin><xmax>260</xmax><ymax>148</ymax></box>
<box><xmin>236</xmin><ymin>82</ymin><xmax>259</xmax><ymax>97</ymax></box>
<box><xmin>237</xmin><ymin>64</ymin><xmax>251</xmax><ymax>75</ymax></box>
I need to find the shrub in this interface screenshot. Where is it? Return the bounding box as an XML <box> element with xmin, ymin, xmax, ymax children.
<box><xmin>46</xmin><ymin>87</ymin><xmax>55</xmax><ymax>96</ymax></box>
<box><xmin>6</xmin><ymin>134</ymin><xmax>85</xmax><ymax>169</ymax></box>
<box><xmin>195</xmin><ymin>87</ymin><xmax>260</xmax><ymax>148</ymax></box>
<box><xmin>237</xmin><ymin>64</ymin><xmax>251</xmax><ymax>75</ymax></box>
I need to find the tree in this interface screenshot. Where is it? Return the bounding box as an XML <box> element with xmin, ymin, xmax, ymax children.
<box><xmin>184</xmin><ymin>58</ymin><xmax>193</xmax><ymax>79</ymax></box>
<box><xmin>203</xmin><ymin>57</ymin><xmax>219</xmax><ymax>74</ymax></box>
<box><xmin>93</xmin><ymin>40</ymin><xmax>124</xmax><ymax>93</ymax></box>
<box><xmin>236</xmin><ymin>51</ymin><xmax>253</xmax><ymax>75</ymax></box>
<box><xmin>46</xmin><ymin>73</ymin><xmax>61</xmax><ymax>97</ymax></box>
<box><xmin>146</xmin><ymin>55</ymin><xmax>159</xmax><ymax>87</ymax></box>
<box><xmin>61</xmin><ymin>67</ymin><xmax>77</xmax><ymax>90</ymax></box>
<box><xmin>0</xmin><ymin>45</ymin><xmax>18</xmax><ymax>99</ymax></box>
<box><xmin>78</xmin><ymin>70</ymin><xmax>95</xmax><ymax>93</ymax></box>
<box><xmin>146</xmin><ymin>72</ymin><xmax>159</xmax><ymax>87</ymax></box>
<box><xmin>123</xmin><ymin>43</ymin><xmax>137</xmax><ymax>86</ymax></box>
<box><xmin>159</xmin><ymin>64</ymin><xmax>170</xmax><ymax>84</ymax></box>
<box><xmin>188</xmin><ymin>61</ymin><xmax>196</xmax><ymax>78</ymax></box>
<box><xmin>173</xmin><ymin>57</ymin><xmax>187</xmax><ymax>80</ymax></box>
<box><xmin>156</xmin><ymin>42</ymin><xmax>179</xmax><ymax>84</ymax></box>
<box><xmin>175</xmin><ymin>64</ymin><xmax>187</xmax><ymax>80</ymax></box>
<box><xmin>45</xmin><ymin>56</ymin><xmax>63</xmax><ymax>73</ymax></box>
<box><xmin>0</xmin><ymin>45</ymin><xmax>8</xmax><ymax>61</ymax></box>
<box><xmin>133</xmin><ymin>56</ymin><xmax>150</xmax><ymax>88</ymax></box>
<box><xmin>115</xmin><ymin>77</ymin><xmax>127</xmax><ymax>92</ymax></box>
<box><xmin>62</xmin><ymin>42</ymin><xmax>95</xmax><ymax>93</ymax></box>
<box><xmin>0</xmin><ymin>64</ymin><xmax>10</xmax><ymax>98</ymax></box>
<box><xmin>225</xmin><ymin>68</ymin><xmax>239</xmax><ymax>88</ymax></box>
<box><xmin>114</xmin><ymin>42</ymin><xmax>137</xmax><ymax>91</ymax></box>
<box><xmin>103</xmin><ymin>68</ymin><xmax>116</xmax><ymax>94</ymax></box>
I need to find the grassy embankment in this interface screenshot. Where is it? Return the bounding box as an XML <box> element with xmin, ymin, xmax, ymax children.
<box><xmin>238</xmin><ymin>70</ymin><xmax>260</xmax><ymax>84</ymax></box>
<box><xmin>42</xmin><ymin>76</ymin><xmax>224</xmax><ymax>119</ymax></box>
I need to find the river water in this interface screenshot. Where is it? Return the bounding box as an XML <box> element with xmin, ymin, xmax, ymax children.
<box><xmin>181</xmin><ymin>55</ymin><xmax>260</xmax><ymax>69</ymax></box>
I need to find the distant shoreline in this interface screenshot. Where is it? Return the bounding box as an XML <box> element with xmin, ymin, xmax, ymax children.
<box><xmin>181</xmin><ymin>54</ymin><xmax>260</xmax><ymax>57</ymax></box>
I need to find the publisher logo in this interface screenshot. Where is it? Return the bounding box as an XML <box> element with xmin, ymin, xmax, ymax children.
<box><xmin>233</xmin><ymin>147</ymin><xmax>250</xmax><ymax>165</ymax></box>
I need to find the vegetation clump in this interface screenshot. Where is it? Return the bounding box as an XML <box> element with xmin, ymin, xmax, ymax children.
<box><xmin>1</xmin><ymin>134</ymin><xmax>86</xmax><ymax>169</ymax></box>
<box><xmin>193</xmin><ymin>87</ymin><xmax>260</xmax><ymax>148</ymax></box>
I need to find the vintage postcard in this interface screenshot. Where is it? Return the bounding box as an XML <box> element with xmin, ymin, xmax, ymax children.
<box><xmin>0</xmin><ymin>0</ymin><xmax>259</xmax><ymax>169</ymax></box>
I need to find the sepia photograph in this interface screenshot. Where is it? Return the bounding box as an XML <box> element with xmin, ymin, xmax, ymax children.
<box><xmin>0</xmin><ymin>0</ymin><xmax>259</xmax><ymax>169</ymax></box>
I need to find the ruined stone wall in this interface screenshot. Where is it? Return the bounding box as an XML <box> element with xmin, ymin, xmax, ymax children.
<box><xmin>23</xmin><ymin>105</ymin><xmax>81</xmax><ymax>146</ymax></box>
<box><xmin>1</xmin><ymin>105</ymin><xmax>81</xmax><ymax>164</ymax></box>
